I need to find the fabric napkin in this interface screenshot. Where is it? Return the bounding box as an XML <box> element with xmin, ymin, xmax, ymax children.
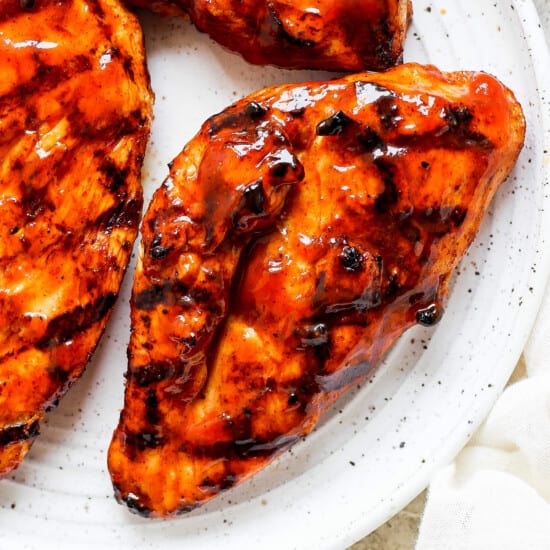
<box><xmin>415</xmin><ymin>287</ymin><xmax>550</xmax><ymax>549</ymax></box>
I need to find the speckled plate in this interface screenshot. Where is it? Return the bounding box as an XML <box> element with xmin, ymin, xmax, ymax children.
<box><xmin>1</xmin><ymin>1</ymin><xmax>549</xmax><ymax>548</ymax></box>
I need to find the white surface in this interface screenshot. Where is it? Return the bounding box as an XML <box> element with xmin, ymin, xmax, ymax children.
<box><xmin>1</xmin><ymin>1</ymin><xmax>549</xmax><ymax>549</ymax></box>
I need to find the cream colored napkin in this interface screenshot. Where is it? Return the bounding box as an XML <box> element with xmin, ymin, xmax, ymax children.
<box><xmin>415</xmin><ymin>284</ymin><xmax>550</xmax><ymax>549</ymax></box>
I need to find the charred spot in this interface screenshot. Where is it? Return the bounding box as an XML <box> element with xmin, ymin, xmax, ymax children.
<box><xmin>8</xmin><ymin>226</ymin><xmax>19</xmax><ymax>235</ymax></box>
<box><xmin>316</xmin><ymin>111</ymin><xmax>353</xmax><ymax>136</ymax></box>
<box><xmin>200</xmin><ymin>477</ymin><xmax>216</xmax><ymax>488</ymax></box>
<box><xmin>290</xmin><ymin>373</ymin><xmax>320</xmax><ymax>409</ymax></box>
<box><xmin>121</xmin><ymin>492</ymin><xmax>152</xmax><ymax>517</ymax></box>
<box><xmin>385</xmin><ymin>272</ymin><xmax>402</xmax><ymax>297</ymax></box>
<box><xmin>144</xmin><ymin>389</ymin><xmax>161</xmax><ymax>426</ymax></box>
<box><xmin>97</xmin><ymin>198</ymin><xmax>141</xmax><ymax>234</ymax></box>
<box><xmin>208</xmin><ymin>111</ymin><xmax>244</xmax><ymax>135</ymax></box>
<box><xmin>189</xmin><ymin>286</ymin><xmax>213</xmax><ymax>305</ymax></box>
<box><xmin>376</xmin><ymin>95</ymin><xmax>400</xmax><ymax>130</ymax></box>
<box><xmin>232</xmin><ymin>438</ymin><xmax>258</xmax><ymax>458</ymax></box>
<box><xmin>19</xmin><ymin>0</ymin><xmax>35</xmax><ymax>8</ymax></box>
<box><xmin>133</xmin><ymin>281</ymin><xmax>188</xmax><ymax>311</ymax></box>
<box><xmin>149</xmin><ymin>245</ymin><xmax>170</xmax><ymax>260</ymax></box>
<box><xmin>129</xmin><ymin>361</ymin><xmax>175</xmax><ymax>387</ymax></box>
<box><xmin>149</xmin><ymin>233</ymin><xmax>170</xmax><ymax>260</ymax></box>
<box><xmin>244</xmin><ymin>101</ymin><xmax>268</xmax><ymax>118</ymax></box>
<box><xmin>122</xmin><ymin>56</ymin><xmax>135</xmax><ymax>82</ymax></box>
<box><xmin>182</xmin><ymin>334</ymin><xmax>198</xmax><ymax>350</ymax></box>
<box><xmin>374</xmin><ymin>160</ymin><xmax>399</xmax><ymax>213</ymax></box>
<box><xmin>451</xmin><ymin>206</ymin><xmax>467</xmax><ymax>227</ymax></box>
<box><xmin>36</xmin><ymin>292</ymin><xmax>116</xmax><ymax>349</ymax></box>
<box><xmin>220</xmin><ymin>473</ymin><xmax>237</xmax><ymax>490</ymax></box>
<box><xmin>287</xmin><ymin>392</ymin><xmax>299</xmax><ymax>406</ymax></box>
<box><xmin>232</xmin><ymin>180</ymin><xmax>268</xmax><ymax>231</ymax></box>
<box><xmin>416</xmin><ymin>303</ymin><xmax>443</xmax><ymax>326</ymax></box>
<box><xmin>267</xmin><ymin>150</ymin><xmax>304</xmax><ymax>184</ymax></box>
<box><xmin>100</xmin><ymin>159</ymin><xmax>128</xmax><ymax>192</ymax></box>
<box><xmin>46</xmin><ymin>364</ymin><xmax>70</xmax><ymax>386</ymax></box>
<box><xmin>270</xmin><ymin>163</ymin><xmax>290</xmax><ymax>179</ymax></box>
<box><xmin>177</xmin><ymin>503</ymin><xmax>200</xmax><ymax>514</ymax></box>
<box><xmin>242</xmin><ymin>180</ymin><xmax>265</xmax><ymax>215</ymax></box>
<box><xmin>421</xmin><ymin>161</ymin><xmax>430</xmax><ymax>169</ymax></box>
<box><xmin>199</xmin><ymin>477</ymin><xmax>220</xmax><ymax>495</ymax></box>
<box><xmin>20</xmin><ymin>181</ymin><xmax>54</xmax><ymax>220</ymax></box>
<box><xmin>46</xmin><ymin>398</ymin><xmax>60</xmax><ymax>411</ymax></box>
<box><xmin>133</xmin><ymin>284</ymin><xmax>166</xmax><ymax>311</ymax></box>
<box><xmin>0</xmin><ymin>419</ymin><xmax>40</xmax><ymax>447</ymax></box>
<box><xmin>372</xmin><ymin>19</ymin><xmax>397</xmax><ymax>67</ymax></box>
<box><xmin>358</xmin><ymin>126</ymin><xmax>384</xmax><ymax>152</ymax></box>
<box><xmin>124</xmin><ymin>429</ymin><xmax>165</xmax><ymax>451</ymax></box>
<box><xmin>446</xmin><ymin>106</ymin><xmax>473</xmax><ymax>127</ymax></box>
<box><xmin>340</xmin><ymin>246</ymin><xmax>365</xmax><ymax>272</ymax></box>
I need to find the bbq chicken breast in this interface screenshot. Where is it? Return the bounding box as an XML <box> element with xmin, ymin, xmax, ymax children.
<box><xmin>0</xmin><ymin>0</ymin><xmax>153</xmax><ymax>476</ymax></box>
<box><xmin>127</xmin><ymin>0</ymin><xmax>412</xmax><ymax>71</ymax></box>
<box><xmin>108</xmin><ymin>63</ymin><xmax>525</xmax><ymax>516</ymax></box>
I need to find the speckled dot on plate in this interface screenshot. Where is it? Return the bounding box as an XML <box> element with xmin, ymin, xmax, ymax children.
<box><xmin>1</xmin><ymin>1</ymin><xmax>549</xmax><ymax>549</ymax></box>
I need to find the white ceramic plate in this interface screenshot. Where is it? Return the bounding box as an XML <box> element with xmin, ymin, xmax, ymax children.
<box><xmin>1</xmin><ymin>1</ymin><xmax>549</xmax><ymax>548</ymax></box>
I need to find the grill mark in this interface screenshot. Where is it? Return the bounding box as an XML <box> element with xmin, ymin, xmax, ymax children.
<box><xmin>133</xmin><ymin>281</ymin><xmax>187</xmax><ymax>311</ymax></box>
<box><xmin>128</xmin><ymin>361</ymin><xmax>175</xmax><ymax>387</ymax></box>
<box><xmin>35</xmin><ymin>292</ymin><xmax>117</xmax><ymax>349</ymax></box>
<box><xmin>391</xmin><ymin>127</ymin><xmax>494</xmax><ymax>152</ymax></box>
<box><xmin>0</xmin><ymin>55</ymin><xmax>92</xmax><ymax>116</ymax></box>
<box><xmin>18</xmin><ymin>181</ymin><xmax>55</xmax><ymax>221</ymax></box>
<box><xmin>132</xmin><ymin>281</ymin><xmax>216</xmax><ymax>312</ymax></box>
<box><xmin>122</xmin><ymin>429</ymin><xmax>165</xmax><ymax>452</ymax></box>
<box><xmin>68</xmin><ymin>107</ymin><xmax>148</xmax><ymax>141</ymax></box>
<box><xmin>0</xmin><ymin>418</ymin><xmax>40</xmax><ymax>447</ymax></box>
<box><xmin>99</xmin><ymin>158</ymin><xmax>130</xmax><ymax>192</ymax></box>
<box><xmin>173</xmin><ymin>433</ymin><xmax>300</xmax><ymax>461</ymax></box>
<box><xmin>144</xmin><ymin>389</ymin><xmax>161</xmax><ymax>425</ymax></box>
<box><xmin>96</xmin><ymin>198</ymin><xmax>142</xmax><ymax>235</ymax></box>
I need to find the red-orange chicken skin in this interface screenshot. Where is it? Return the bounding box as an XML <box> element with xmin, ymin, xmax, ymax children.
<box><xmin>0</xmin><ymin>0</ymin><xmax>153</xmax><ymax>476</ymax></box>
<box><xmin>126</xmin><ymin>0</ymin><xmax>412</xmax><ymax>71</ymax></box>
<box><xmin>108</xmin><ymin>63</ymin><xmax>525</xmax><ymax>517</ymax></box>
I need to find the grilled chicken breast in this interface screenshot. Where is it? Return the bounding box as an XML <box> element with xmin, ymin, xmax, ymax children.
<box><xmin>127</xmin><ymin>0</ymin><xmax>412</xmax><ymax>71</ymax></box>
<box><xmin>0</xmin><ymin>0</ymin><xmax>153</xmax><ymax>476</ymax></box>
<box><xmin>109</xmin><ymin>63</ymin><xmax>525</xmax><ymax>517</ymax></box>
